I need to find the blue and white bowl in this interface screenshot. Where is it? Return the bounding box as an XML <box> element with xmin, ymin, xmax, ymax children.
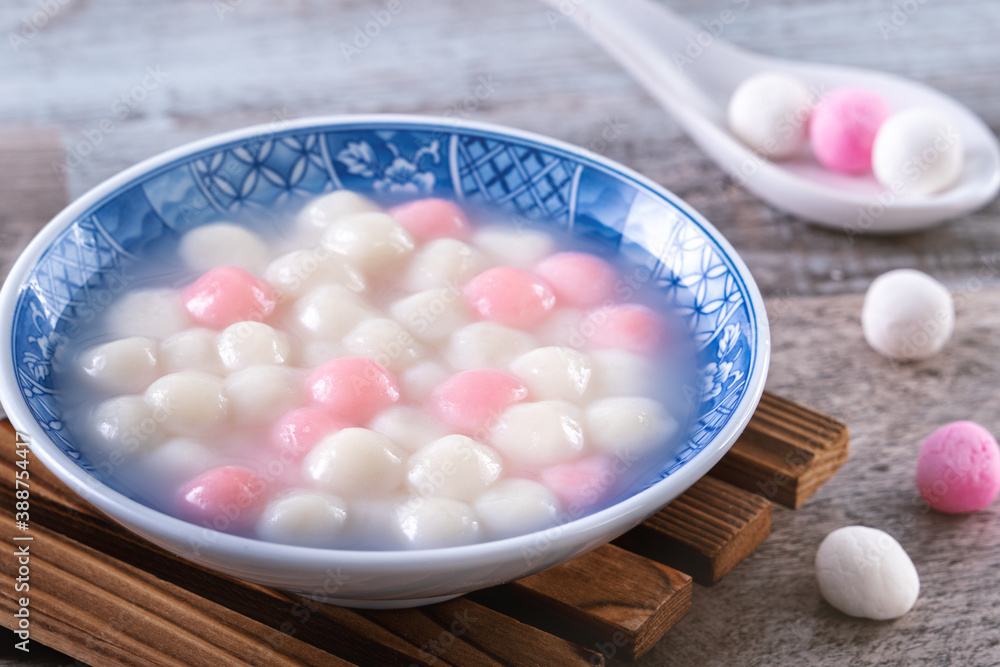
<box><xmin>0</xmin><ymin>116</ymin><xmax>769</xmax><ymax>607</ymax></box>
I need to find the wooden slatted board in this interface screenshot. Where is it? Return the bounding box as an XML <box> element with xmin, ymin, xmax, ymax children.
<box><xmin>0</xmin><ymin>392</ymin><xmax>848</xmax><ymax>666</ymax></box>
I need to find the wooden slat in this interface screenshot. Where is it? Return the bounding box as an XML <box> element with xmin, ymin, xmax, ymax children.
<box><xmin>0</xmin><ymin>421</ymin><xmax>600</xmax><ymax>666</ymax></box>
<box><xmin>0</xmin><ymin>514</ymin><xmax>351</xmax><ymax>667</ymax></box>
<box><xmin>709</xmin><ymin>392</ymin><xmax>850</xmax><ymax>509</ymax></box>
<box><xmin>472</xmin><ymin>544</ymin><xmax>692</xmax><ymax>661</ymax></box>
<box><xmin>613</xmin><ymin>476</ymin><xmax>771</xmax><ymax>585</ymax></box>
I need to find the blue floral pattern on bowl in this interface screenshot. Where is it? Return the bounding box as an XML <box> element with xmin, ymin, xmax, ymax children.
<box><xmin>9</xmin><ymin>118</ymin><xmax>763</xmax><ymax>490</ymax></box>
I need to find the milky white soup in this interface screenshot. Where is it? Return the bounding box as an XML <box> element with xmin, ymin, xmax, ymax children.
<box><xmin>55</xmin><ymin>192</ymin><xmax>698</xmax><ymax>550</ymax></box>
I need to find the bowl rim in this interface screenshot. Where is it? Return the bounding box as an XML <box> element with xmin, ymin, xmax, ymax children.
<box><xmin>0</xmin><ymin>114</ymin><xmax>770</xmax><ymax>573</ymax></box>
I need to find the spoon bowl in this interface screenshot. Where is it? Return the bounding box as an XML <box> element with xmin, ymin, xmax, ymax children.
<box><xmin>546</xmin><ymin>0</ymin><xmax>1000</xmax><ymax>233</ymax></box>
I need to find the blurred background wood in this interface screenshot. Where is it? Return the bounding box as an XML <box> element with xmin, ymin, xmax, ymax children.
<box><xmin>1</xmin><ymin>0</ymin><xmax>999</xmax><ymax>664</ymax></box>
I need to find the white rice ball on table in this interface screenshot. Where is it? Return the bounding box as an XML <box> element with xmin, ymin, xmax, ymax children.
<box><xmin>296</xmin><ymin>190</ymin><xmax>381</xmax><ymax>241</ymax></box>
<box><xmin>399</xmin><ymin>361</ymin><xmax>451</xmax><ymax>402</ymax></box>
<box><xmin>144</xmin><ymin>371</ymin><xmax>230</xmax><ymax>436</ymax></box>
<box><xmin>224</xmin><ymin>365</ymin><xmax>302</xmax><ymax>424</ymax></box>
<box><xmin>407</xmin><ymin>435</ymin><xmax>504</xmax><ymax>502</ymax></box>
<box><xmin>444</xmin><ymin>322</ymin><xmax>537</xmax><ymax>370</ymax></box>
<box><xmin>108</xmin><ymin>288</ymin><xmax>190</xmax><ymax>339</ymax></box>
<box><xmin>80</xmin><ymin>336</ymin><xmax>159</xmax><ymax>394</ymax></box>
<box><xmin>92</xmin><ymin>395</ymin><xmax>166</xmax><ymax>454</ymax></box>
<box><xmin>861</xmin><ymin>269</ymin><xmax>954</xmax><ymax>361</ymax></box>
<box><xmin>727</xmin><ymin>72</ymin><xmax>812</xmax><ymax>158</ymax></box>
<box><xmin>510</xmin><ymin>346</ymin><xmax>593</xmax><ymax>403</ymax></box>
<box><xmin>320</xmin><ymin>212</ymin><xmax>415</xmax><ymax>275</ymax></box>
<box><xmin>294</xmin><ymin>284</ymin><xmax>375</xmax><ymax>340</ymax></box>
<box><xmin>472</xmin><ymin>226</ymin><xmax>554</xmax><ymax>269</ymax></box>
<box><xmin>390</xmin><ymin>288</ymin><xmax>470</xmax><ymax>343</ymax></box>
<box><xmin>160</xmin><ymin>328</ymin><xmax>225</xmax><ymax>374</ymax></box>
<box><xmin>179</xmin><ymin>222</ymin><xmax>269</xmax><ymax>273</ymax></box>
<box><xmin>304</xmin><ymin>428</ymin><xmax>405</xmax><ymax>498</ymax></box>
<box><xmin>815</xmin><ymin>526</ymin><xmax>920</xmax><ymax>620</ymax></box>
<box><xmin>369</xmin><ymin>405</ymin><xmax>448</xmax><ymax>453</ymax></box>
<box><xmin>394</xmin><ymin>497</ymin><xmax>481</xmax><ymax>549</ymax></box>
<box><xmin>490</xmin><ymin>400</ymin><xmax>587</xmax><ymax>467</ymax></box>
<box><xmin>216</xmin><ymin>321</ymin><xmax>291</xmax><ymax>371</ymax></box>
<box><xmin>872</xmin><ymin>108</ymin><xmax>964</xmax><ymax>196</ymax></box>
<box><xmin>256</xmin><ymin>490</ymin><xmax>349</xmax><ymax>547</ymax></box>
<box><xmin>342</xmin><ymin>318</ymin><xmax>426</xmax><ymax>373</ymax></box>
<box><xmin>403</xmin><ymin>238</ymin><xmax>490</xmax><ymax>292</ymax></box>
<box><xmin>265</xmin><ymin>250</ymin><xmax>366</xmax><ymax>299</ymax></box>
<box><xmin>474</xmin><ymin>478</ymin><xmax>561</xmax><ymax>540</ymax></box>
<box><xmin>586</xmin><ymin>397</ymin><xmax>678</xmax><ymax>459</ymax></box>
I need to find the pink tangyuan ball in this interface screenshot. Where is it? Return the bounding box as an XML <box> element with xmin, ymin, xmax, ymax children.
<box><xmin>388</xmin><ymin>198</ymin><xmax>470</xmax><ymax>243</ymax></box>
<box><xmin>430</xmin><ymin>368</ymin><xmax>529</xmax><ymax>436</ymax></box>
<box><xmin>916</xmin><ymin>420</ymin><xmax>1000</xmax><ymax>514</ymax></box>
<box><xmin>306</xmin><ymin>357</ymin><xmax>401</xmax><ymax>425</ymax></box>
<box><xmin>464</xmin><ymin>266</ymin><xmax>557</xmax><ymax>329</ymax></box>
<box><xmin>534</xmin><ymin>252</ymin><xmax>619</xmax><ymax>308</ymax></box>
<box><xmin>178</xmin><ymin>465</ymin><xmax>267</xmax><ymax>531</ymax></box>
<box><xmin>182</xmin><ymin>265</ymin><xmax>278</xmax><ymax>329</ymax></box>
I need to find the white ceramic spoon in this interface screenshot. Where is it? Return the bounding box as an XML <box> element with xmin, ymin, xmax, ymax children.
<box><xmin>544</xmin><ymin>0</ymin><xmax>1000</xmax><ymax>233</ymax></box>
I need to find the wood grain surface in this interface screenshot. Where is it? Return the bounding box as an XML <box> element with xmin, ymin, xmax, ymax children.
<box><xmin>1</xmin><ymin>0</ymin><xmax>999</xmax><ymax>665</ymax></box>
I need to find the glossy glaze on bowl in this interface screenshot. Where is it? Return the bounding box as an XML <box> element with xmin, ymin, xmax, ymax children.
<box><xmin>0</xmin><ymin>116</ymin><xmax>769</xmax><ymax>607</ymax></box>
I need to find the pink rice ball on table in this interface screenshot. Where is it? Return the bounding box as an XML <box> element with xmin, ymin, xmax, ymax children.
<box><xmin>916</xmin><ymin>420</ymin><xmax>1000</xmax><ymax>513</ymax></box>
<box><xmin>178</xmin><ymin>465</ymin><xmax>267</xmax><ymax>530</ymax></box>
<box><xmin>389</xmin><ymin>198</ymin><xmax>470</xmax><ymax>242</ymax></box>
<box><xmin>182</xmin><ymin>265</ymin><xmax>278</xmax><ymax>329</ymax></box>
<box><xmin>431</xmin><ymin>368</ymin><xmax>528</xmax><ymax>436</ymax></box>
<box><xmin>464</xmin><ymin>266</ymin><xmax>557</xmax><ymax>329</ymax></box>
<box><xmin>587</xmin><ymin>303</ymin><xmax>665</xmax><ymax>355</ymax></box>
<box><xmin>271</xmin><ymin>406</ymin><xmax>347</xmax><ymax>460</ymax></box>
<box><xmin>809</xmin><ymin>88</ymin><xmax>891</xmax><ymax>174</ymax></box>
<box><xmin>306</xmin><ymin>357</ymin><xmax>401</xmax><ymax>425</ymax></box>
<box><xmin>534</xmin><ymin>252</ymin><xmax>618</xmax><ymax>308</ymax></box>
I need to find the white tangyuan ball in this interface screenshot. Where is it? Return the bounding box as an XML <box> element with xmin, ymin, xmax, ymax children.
<box><xmin>395</xmin><ymin>497</ymin><xmax>481</xmax><ymax>549</ymax></box>
<box><xmin>92</xmin><ymin>395</ymin><xmax>165</xmax><ymax>454</ymax></box>
<box><xmin>815</xmin><ymin>526</ymin><xmax>920</xmax><ymax>620</ymax></box>
<box><xmin>369</xmin><ymin>405</ymin><xmax>448</xmax><ymax>453</ymax></box>
<box><xmin>490</xmin><ymin>400</ymin><xmax>587</xmax><ymax>467</ymax></box>
<box><xmin>160</xmin><ymin>328</ymin><xmax>225</xmax><ymax>374</ymax></box>
<box><xmin>343</xmin><ymin>318</ymin><xmax>426</xmax><ymax>373</ymax></box>
<box><xmin>80</xmin><ymin>336</ymin><xmax>159</xmax><ymax>393</ymax></box>
<box><xmin>403</xmin><ymin>238</ymin><xmax>490</xmax><ymax>292</ymax></box>
<box><xmin>216</xmin><ymin>321</ymin><xmax>291</xmax><ymax>371</ymax></box>
<box><xmin>872</xmin><ymin>108</ymin><xmax>964</xmax><ymax>196</ymax></box>
<box><xmin>588</xmin><ymin>349</ymin><xmax>653</xmax><ymax>398</ymax></box>
<box><xmin>861</xmin><ymin>269</ymin><xmax>954</xmax><ymax>361</ymax></box>
<box><xmin>179</xmin><ymin>222</ymin><xmax>269</xmax><ymax>273</ymax></box>
<box><xmin>144</xmin><ymin>371</ymin><xmax>230</xmax><ymax>436</ymax></box>
<box><xmin>304</xmin><ymin>428</ymin><xmax>405</xmax><ymax>498</ymax></box>
<box><xmin>510</xmin><ymin>346</ymin><xmax>593</xmax><ymax>403</ymax></box>
<box><xmin>390</xmin><ymin>288</ymin><xmax>470</xmax><ymax>343</ymax></box>
<box><xmin>444</xmin><ymin>322</ymin><xmax>537</xmax><ymax>370</ymax></box>
<box><xmin>256</xmin><ymin>490</ymin><xmax>349</xmax><ymax>547</ymax></box>
<box><xmin>320</xmin><ymin>212</ymin><xmax>415</xmax><ymax>275</ymax></box>
<box><xmin>727</xmin><ymin>72</ymin><xmax>812</xmax><ymax>159</ymax></box>
<box><xmin>108</xmin><ymin>288</ymin><xmax>190</xmax><ymax>339</ymax></box>
<box><xmin>473</xmin><ymin>226</ymin><xmax>554</xmax><ymax>269</ymax></box>
<box><xmin>407</xmin><ymin>435</ymin><xmax>504</xmax><ymax>502</ymax></box>
<box><xmin>224</xmin><ymin>365</ymin><xmax>302</xmax><ymax>424</ymax></box>
<box><xmin>265</xmin><ymin>250</ymin><xmax>366</xmax><ymax>299</ymax></box>
<box><xmin>294</xmin><ymin>284</ymin><xmax>375</xmax><ymax>340</ymax></box>
<box><xmin>400</xmin><ymin>361</ymin><xmax>451</xmax><ymax>402</ymax></box>
<box><xmin>138</xmin><ymin>438</ymin><xmax>219</xmax><ymax>489</ymax></box>
<box><xmin>474</xmin><ymin>479</ymin><xmax>561</xmax><ymax>540</ymax></box>
<box><xmin>296</xmin><ymin>190</ymin><xmax>381</xmax><ymax>240</ymax></box>
<box><xmin>300</xmin><ymin>340</ymin><xmax>348</xmax><ymax>368</ymax></box>
<box><xmin>586</xmin><ymin>397</ymin><xmax>678</xmax><ymax>459</ymax></box>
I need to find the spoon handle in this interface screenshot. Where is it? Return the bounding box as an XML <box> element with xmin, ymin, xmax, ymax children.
<box><xmin>541</xmin><ymin>0</ymin><xmax>746</xmax><ymax>120</ymax></box>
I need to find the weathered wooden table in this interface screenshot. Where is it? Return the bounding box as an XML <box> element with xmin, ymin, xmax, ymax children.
<box><xmin>1</xmin><ymin>0</ymin><xmax>999</xmax><ymax>664</ymax></box>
